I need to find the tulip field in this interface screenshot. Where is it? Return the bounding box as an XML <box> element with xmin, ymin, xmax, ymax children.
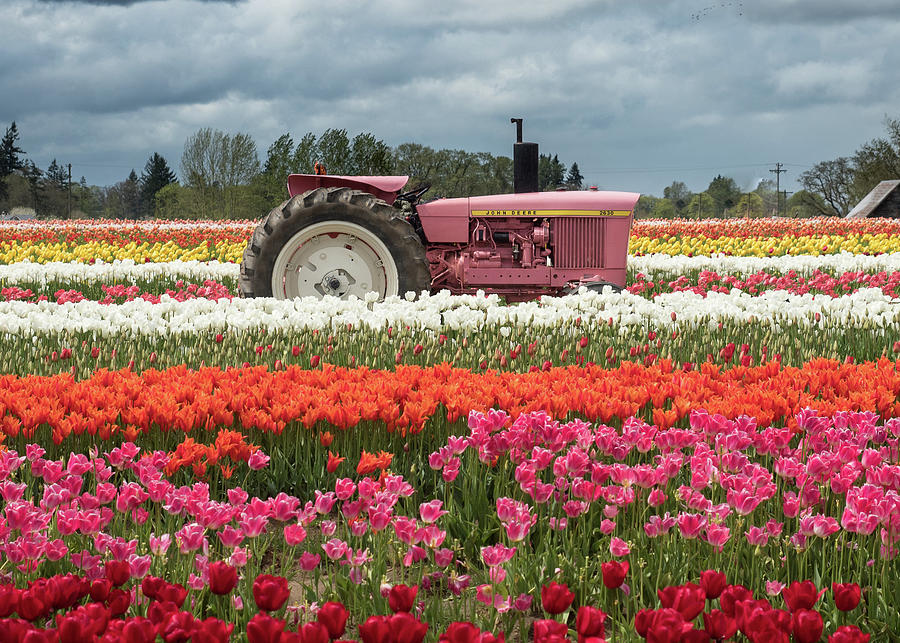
<box><xmin>1</xmin><ymin>218</ymin><xmax>900</xmax><ymax>643</ymax></box>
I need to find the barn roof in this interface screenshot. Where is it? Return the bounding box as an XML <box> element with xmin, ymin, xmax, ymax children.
<box><xmin>846</xmin><ymin>179</ymin><xmax>900</xmax><ymax>218</ymax></box>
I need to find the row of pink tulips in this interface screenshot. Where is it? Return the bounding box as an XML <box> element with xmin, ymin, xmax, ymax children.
<box><xmin>1</xmin><ymin>280</ymin><xmax>233</xmax><ymax>305</ymax></box>
<box><xmin>1</xmin><ymin>405</ymin><xmax>896</xmax><ymax>637</ymax></box>
<box><xmin>628</xmin><ymin>270</ymin><xmax>900</xmax><ymax>298</ymax></box>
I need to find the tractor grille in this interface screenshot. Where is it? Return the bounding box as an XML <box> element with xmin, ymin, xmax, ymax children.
<box><xmin>552</xmin><ymin>217</ymin><xmax>606</xmax><ymax>269</ymax></box>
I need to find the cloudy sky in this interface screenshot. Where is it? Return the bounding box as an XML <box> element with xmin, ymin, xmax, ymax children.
<box><xmin>2</xmin><ymin>0</ymin><xmax>899</xmax><ymax>197</ymax></box>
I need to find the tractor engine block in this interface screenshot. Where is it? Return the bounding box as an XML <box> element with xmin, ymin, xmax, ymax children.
<box><xmin>427</xmin><ymin>217</ymin><xmax>555</xmax><ymax>297</ymax></box>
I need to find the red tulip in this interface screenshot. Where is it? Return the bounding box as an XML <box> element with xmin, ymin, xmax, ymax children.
<box><xmin>832</xmin><ymin>583</ymin><xmax>861</xmax><ymax>612</ymax></box>
<box><xmin>702</xmin><ymin>609</ymin><xmax>737</xmax><ymax>640</ymax></box>
<box><xmin>359</xmin><ymin>615</ymin><xmax>392</xmax><ymax>643</ymax></box>
<box><xmin>90</xmin><ymin>578</ymin><xmax>112</xmax><ymax>602</ymax></box>
<box><xmin>247</xmin><ymin>612</ymin><xmax>286</xmax><ymax>643</ymax></box>
<box><xmin>318</xmin><ymin>601</ymin><xmax>350</xmax><ymax>639</ymax></box>
<box><xmin>634</xmin><ymin>609</ymin><xmax>655</xmax><ymax>637</ymax></box>
<box><xmin>252</xmin><ymin>574</ymin><xmax>290</xmax><ymax>612</ymax></box>
<box><xmin>438</xmin><ymin>621</ymin><xmax>481</xmax><ymax>643</ymax></box>
<box><xmin>193</xmin><ymin>617</ymin><xmax>235</xmax><ymax>643</ymax></box>
<box><xmin>390</xmin><ymin>612</ymin><xmax>429</xmax><ymax>643</ymax></box>
<box><xmin>719</xmin><ymin>585</ymin><xmax>753</xmax><ymax>617</ymax></box>
<box><xmin>699</xmin><ymin>570</ymin><xmax>727</xmax><ymax>600</ymax></box>
<box><xmin>162</xmin><ymin>611</ymin><xmax>197</xmax><ymax>643</ymax></box>
<box><xmin>533</xmin><ymin>619</ymin><xmax>568</xmax><ymax>643</ymax></box>
<box><xmin>147</xmin><ymin>600</ymin><xmax>178</xmax><ymax>627</ymax></box>
<box><xmin>575</xmin><ymin>605</ymin><xmax>606</xmax><ymax>638</ymax></box>
<box><xmin>644</xmin><ymin>608</ymin><xmax>692</xmax><ymax>643</ymax></box>
<box><xmin>57</xmin><ymin>613</ymin><xmax>96</xmax><ymax>643</ymax></box>
<box><xmin>782</xmin><ymin>581</ymin><xmax>823</xmax><ymax>612</ymax></box>
<box><xmin>828</xmin><ymin>625</ymin><xmax>871</xmax><ymax>643</ymax></box>
<box><xmin>540</xmin><ymin>581</ymin><xmax>575</xmax><ymax>614</ymax></box>
<box><xmin>681</xmin><ymin>630</ymin><xmax>711</xmax><ymax>643</ymax></box>
<box><xmin>107</xmin><ymin>588</ymin><xmax>132</xmax><ymax>616</ymax></box>
<box><xmin>302</xmin><ymin>621</ymin><xmax>332</xmax><ymax>643</ymax></box>
<box><xmin>208</xmin><ymin>561</ymin><xmax>239</xmax><ymax>596</ymax></box>
<box><xmin>17</xmin><ymin>588</ymin><xmax>49</xmax><ymax>621</ymax></box>
<box><xmin>0</xmin><ymin>584</ymin><xmax>18</xmax><ymax>618</ymax></box>
<box><xmin>388</xmin><ymin>584</ymin><xmax>419</xmax><ymax>613</ymax></box>
<box><xmin>657</xmin><ymin>583</ymin><xmax>706</xmax><ymax>621</ymax></box>
<box><xmin>601</xmin><ymin>561</ymin><xmax>629</xmax><ymax>589</ymax></box>
<box><xmin>792</xmin><ymin>608</ymin><xmax>824</xmax><ymax>643</ymax></box>
<box><xmin>121</xmin><ymin>617</ymin><xmax>157</xmax><ymax>643</ymax></box>
<box><xmin>105</xmin><ymin>560</ymin><xmax>131</xmax><ymax>587</ymax></box>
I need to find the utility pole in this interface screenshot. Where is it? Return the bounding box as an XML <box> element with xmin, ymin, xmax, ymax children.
<box><xmin>770</xmin><ymin>163</ymin><xmax>786</xmax><ymax>216</ymax></box>
<box><xmin>67</xmin><ymin>163</ymin><xmax>72</xmax><ymax>219</ymax></box>
<box><xmin>782</xmin><ymin>190</ymin><xmax>793</xmax><ymax>217</ymax></box>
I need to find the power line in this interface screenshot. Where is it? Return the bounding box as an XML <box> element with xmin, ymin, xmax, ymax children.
<box><xmin>580</xmin><ymin>162</ymin><xmax>810</xmax><ymax>174</ymax></box>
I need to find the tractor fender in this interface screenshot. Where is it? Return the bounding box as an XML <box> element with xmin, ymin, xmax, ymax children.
<box><xmin>287</xmin><ymin>174</ymin><xmax>409</xmax><ymax>204</ymax></box>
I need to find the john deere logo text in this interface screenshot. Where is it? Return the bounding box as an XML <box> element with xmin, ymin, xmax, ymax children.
<box><xmin>471</xmin><ymin>209</ymin><xmax>631</xmax><ymax>217</ymax></box>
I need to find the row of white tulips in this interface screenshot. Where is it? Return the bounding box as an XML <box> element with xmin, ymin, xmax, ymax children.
<box><xmin>3</xmin><ymin>252</ymin><xmax>900</xmax><ymax>286</ymax></box>
<box><xmin>1</xmin><ymin>287</ymin><xmax>898</xmax><ymax>336</ymax></box>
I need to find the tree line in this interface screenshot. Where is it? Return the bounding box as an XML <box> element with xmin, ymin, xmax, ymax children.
<box><xmin>636</xmin><ymin>116</ymin><xmax>900</xmax><ymax>219</ymax></box>
<box><xmin>0</xmin><ymin>124</ymin><xmax>585</xmax><ymax>220</ymax></box>
<box><xmin>797</xmin><ymin>116</ymin><xmax>900</xmax><ymax>217</ymax></box>
<box><xmin>3</xmin><ymin>116</ymin><xmax>898</xmax><ymax>220</ymax></box>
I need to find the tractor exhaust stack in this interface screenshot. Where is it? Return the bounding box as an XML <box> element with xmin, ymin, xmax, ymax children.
<box><xmin>511</xmin><ymin>118</ymin><xmax>539</xmax><ymax>193</ymax></box>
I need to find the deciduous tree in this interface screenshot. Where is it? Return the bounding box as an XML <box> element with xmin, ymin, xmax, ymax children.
<box><xmin>706</xmin><ymin>175</ymin><xmax>741</xmax><ymax>216</ymax></box>
<box><xmin>799</xmin><ymin>158</ymin><xmax>854</xmax><ymax>216</ymax></box>
<box><xmin>181</xmin><ymin>128</ymin><xmax>260</xmax><ymax>219</ymax></box>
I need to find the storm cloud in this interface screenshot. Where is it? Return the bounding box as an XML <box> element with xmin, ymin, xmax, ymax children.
<box><xmin>2</xmin><ymin>0</ymin><xmax>897</xmax><ymax>196</ymax></box>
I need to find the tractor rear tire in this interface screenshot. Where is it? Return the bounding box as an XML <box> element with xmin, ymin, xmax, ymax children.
<box><xmin>240</xmin><ymin>187</ymin><xmax>431</xmax><ymax>301</ymax></box>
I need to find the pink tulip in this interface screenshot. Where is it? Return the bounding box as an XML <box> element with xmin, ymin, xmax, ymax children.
<box><xmin>419</xmin><ymin>499</ymin><xmax>448</xmax><ymax>524</ymax></box>
<box><xmin>481</xmin><ymin>544</ymin><xmax>516</xmax><ymax>567</ymax></box>
<box><xmin>676</xmin><ymin>513</ymin><xmax>705</xmax><ymax>539</ymax></box>
<box><xmin>322</xmin><ymin>538</ymin><xmax>350</xmax><ymax>560</ymax></box>
<box><xmin>284</xmin><ymin>524</ymin><xmax>307</xmax><ymax>546</ymax></box>
<box><xmin>299</xmin><ymin>552</ymin><xmax>321</xmax><ymax>570</ymax></box>
<box><xmin>610</xmin><ymin>537</ymin><xmax>631</xmax><ymax>557</ymax></box>
<box><xmin>247</xmin><ymin>450</ymin><xmax>270</xmax><ymax>471</ymax></box>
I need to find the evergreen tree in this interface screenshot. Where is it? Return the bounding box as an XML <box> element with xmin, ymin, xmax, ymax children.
<box><xmin>538</xmin><ymin>153</ymin><xmax>567</xmax><ymax>191</ymax></box>
<box><xmin>565</xmin><ymin>162</ymin><xmax>584</xmax><ymax>189</ymax></box>
<box><xmin>23</xmin><ymin>161</ymin><xmax>43</xmax><ymax>211</ymax></box>
<box><xmin>123</xmin><ymin>170</ymin><xmax>142</xmax><ymax>219</ymax></box>
<box><xmin>45</xmin><ymin>159</ymin><xmax>68</xmax><ymax>190</ymax></box>
<box><xmin>0</xmin><ymin>122</ymin><xmax>25</xmax><ymax>202</ymax></box>
<box><xmin>140</xmin><ymin>153</ymin><xmax>177</xmax><ymax>217</ymax></box>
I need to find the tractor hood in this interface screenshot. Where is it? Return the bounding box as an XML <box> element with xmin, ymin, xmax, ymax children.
<box><xmin>467</xmin><ymin>190</ymin><xmax>640</xmax><ymax>215</ymax></box>
<box><xmin>417</xmin><ymin>190</ymin><xmax>641</xmax><ymax>243</ymax></box>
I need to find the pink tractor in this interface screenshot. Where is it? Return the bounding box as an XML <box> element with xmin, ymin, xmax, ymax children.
<box><xmin>241</xmin><ymin>120</ymin><xmax>639</xmax><ymax>301</ymax></box>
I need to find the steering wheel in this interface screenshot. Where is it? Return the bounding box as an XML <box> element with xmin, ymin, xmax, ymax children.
<box><xmin>396</xmin><ymin>182</ymin><xmax>431</xmax><ymax>203</ymax></box>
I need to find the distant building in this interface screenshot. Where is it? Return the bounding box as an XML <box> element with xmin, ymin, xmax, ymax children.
<box><xmin>1</xmin><ymin>207</ymin><xmax>37</xmax><ymax>221</ymax></box>
<box><xmin>846</xmin><ymin>180</ymin><xmax>900</xmax><ymax>219</ymax></box>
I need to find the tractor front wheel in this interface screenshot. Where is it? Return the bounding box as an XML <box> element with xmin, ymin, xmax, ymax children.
<box><xmin>240</xmin><ymin>187</ymin><xmax>431</xmax><ymax>300</ymax></box>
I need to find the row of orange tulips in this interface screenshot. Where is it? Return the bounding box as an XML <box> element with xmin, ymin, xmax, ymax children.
<box><xmin>2</xmin><ymin>358</ymin><xmax>899</xmax><ymax>450</ymax></box>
